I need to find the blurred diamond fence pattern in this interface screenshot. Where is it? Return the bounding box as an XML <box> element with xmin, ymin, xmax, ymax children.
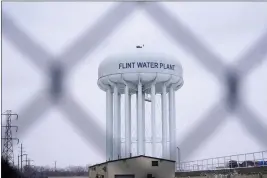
<box><xmin>2</xmin><ymin>2</ymin><xmax>267</xmax><ymax>164</ymax></box>
<box><xmin>178</xmin><ymin>150</ymin><xmax>267</xmax><ymax>172</ymax></box>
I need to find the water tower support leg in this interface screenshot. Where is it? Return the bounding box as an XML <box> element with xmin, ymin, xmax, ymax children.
<box><xmin>162</xmin><ymin>85</ymin><xmax>168</xmax><ymax>159</ymax></box>
<box><xmin>142</xmin><ymin>92</ymin><xmax>146</xmax><ymax>155</ymax></box>
<box><xmin>106</xmin><ymin>88</ymin><xmax>113</xmax><ymax>160</ymax></box>
<box><xmin>113</xmin><ymin>85</ymin><xmax>119</xmax><ymax>159</ymax></box>
<box><xmin>151</xmin><ymin>84</ymin><xmax>156</xmax><ymax>157</ymax></box>
<box><xmin>137</xmin><ymin>83</ymin><xmax>143</xmax><ymax>155</ymax></box>
<box><xmin>169</xmin><ymin>86</ymin><xmax>176</xmax><ymax>160</ymax></box>
<box><xmin>129</xmin><ymin>93</ymin><xmax>132</xmax><ymax>156</ymax></box>
<box><xmin>125</xmin><ymin>85</ymin><xmax>131</xmax><ymax>158</ymax></box>
<box><xmin>118</xmin><ymin>94</ymin><xmax>121</xmax><ymax>158</ymax></box>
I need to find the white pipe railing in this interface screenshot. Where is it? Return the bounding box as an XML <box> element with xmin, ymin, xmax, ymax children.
<box><xmin>177</xmin><ymin>150</ymin><xmax>267</xmax><ymax>172</ymax></box>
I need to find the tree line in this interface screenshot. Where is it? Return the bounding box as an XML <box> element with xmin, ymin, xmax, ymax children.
<box><xmin>2</xmin><ymin>156</ymin><xmax>90</xmax><ymax>178</ymax></box>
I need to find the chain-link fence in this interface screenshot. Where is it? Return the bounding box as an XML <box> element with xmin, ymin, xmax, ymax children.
<box><xmin>2</xmin><ymin>2</ymin><xmax>267</xmax><ymax>167</ymax></box>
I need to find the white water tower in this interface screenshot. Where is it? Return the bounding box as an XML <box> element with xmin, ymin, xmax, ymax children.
<box><xmin>98</xmin><ymin>53</ymin><xmax>183</xmax><ymax>161</ymax></box>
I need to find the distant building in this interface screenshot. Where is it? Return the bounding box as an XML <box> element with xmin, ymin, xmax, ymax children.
<box><xmin>89</xmin><ymin>155</ymin><xmax>176</xmax><ymax>178</ymax></box>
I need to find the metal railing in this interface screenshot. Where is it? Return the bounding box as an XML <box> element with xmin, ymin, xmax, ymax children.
<box><xmin>177</xmin><ymin>150</ymin><xmax>267</xmax><ymax>172</ymax></box>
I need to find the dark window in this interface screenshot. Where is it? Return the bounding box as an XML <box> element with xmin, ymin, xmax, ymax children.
<box><xmin>102</xmin><ymin>166</ymin><xmax>107</xmax><ymax>172</ymax></box>
<box><xmin>147</xmin><ymin>174</ymin><xmax>153</xmax><ymax>178</ymax></box>
<box><xmin>151</xmin><ymin>161</ymin><xmax>158</xmax><ymax>166</ymax></box>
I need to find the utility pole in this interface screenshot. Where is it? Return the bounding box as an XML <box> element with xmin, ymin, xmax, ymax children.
<box><xmin>177</xmin><ymin>147</ymin><xmax>181</xmax><ymax>170</ymax></box>
<box><xmin>18</xmin><ymin>143</ymin><xmax>26</xmax><ymax>172</ymax></box>
<box><xmin>54</xmin><ymin>161</ymin><xmax>57</xmax><ymax>172</ymax></box>
<box><xmin>17</xmin><ymin>155</ymin><xmax>19</xmax><ymax>169</ymax></box>
<box><xmin>21</xmin><ymin>153</ymin><xmax>28</xmax><ymax>173</ymax></box>
<box><xmin>23</xmin><ymin>154</ymin><xmax>28</xmax><ymax>165</ymax></box>
<box><xmin>27</xmin><ymin>159</ymin><xmax>34</xmax><ymax>166</ymax></box>
<box><xmin>21</xmin><ymin>144</ymin><xmax>23</xmax><ymax>171</ymax></box>
<box><xmin>24</xmin><ymin>158</ymin><xmax>34</xmax><ymax>178</ymax></box>
<box><xmin>1</xmin><ymin>110</ymin><xmax>19</xmax><ymax>165</ymax></box>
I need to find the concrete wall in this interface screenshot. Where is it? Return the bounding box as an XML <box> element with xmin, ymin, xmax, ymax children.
<box><xmin>107</xmin><ymin>157</ymin><xmax>175</xmax><ymax>178</ymax></box>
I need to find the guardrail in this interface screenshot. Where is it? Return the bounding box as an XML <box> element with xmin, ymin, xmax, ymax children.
<box><xmin>177</xmin><ymin>150</ymin><xmax>267</xmax><ymax>172</ymax></box>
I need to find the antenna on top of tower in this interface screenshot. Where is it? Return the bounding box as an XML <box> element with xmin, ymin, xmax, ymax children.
<box><xmin>136</xmin><ymin>44</ymin><xmax>144</xmax><ymax>48</ymax></box>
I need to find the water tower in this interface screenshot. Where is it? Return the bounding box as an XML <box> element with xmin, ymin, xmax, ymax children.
<box><xmin>98</xmin><ymin>53</ymin><xmax>183</xmax><ymax>161</ymax></box>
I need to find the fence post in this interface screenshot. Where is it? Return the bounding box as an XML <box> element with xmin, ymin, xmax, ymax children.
<box><xmin>253</xmin><ymin>152</ymin><xmax>256</xmax><ymax>167</ymax></box>
<box><xmin>245</xmin><ymin>154</ymin><xmax>247</xmax><ymax>167</ymax></box>
<box><xmin>237</xmin><ymin>155</ymin><xmax>240</xmax><ymax>168</ymax></box>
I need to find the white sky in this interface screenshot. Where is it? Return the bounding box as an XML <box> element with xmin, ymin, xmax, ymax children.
<box><xmin>2</xmin><ymin>2</ymin><xmax>267</xmax><ymax>168</ymax></box>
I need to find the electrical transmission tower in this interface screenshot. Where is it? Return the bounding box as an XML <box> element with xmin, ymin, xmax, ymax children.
<box><xmin>1</xmin><ymin>110</ymin><xmax>19</xmax><ymax>165</ymax></box>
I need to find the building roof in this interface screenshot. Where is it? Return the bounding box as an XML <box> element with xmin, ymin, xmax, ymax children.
<box><xmin>89</xmin><ymin>155</ymin><xmax>176</xmax><ymax>168</ymax></box>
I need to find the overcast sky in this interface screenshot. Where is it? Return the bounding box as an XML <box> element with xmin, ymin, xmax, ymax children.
<box><xmin>2</xmin><ymin>2</ymin><xmax>267</xmax><ymax>168</ymax></box>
